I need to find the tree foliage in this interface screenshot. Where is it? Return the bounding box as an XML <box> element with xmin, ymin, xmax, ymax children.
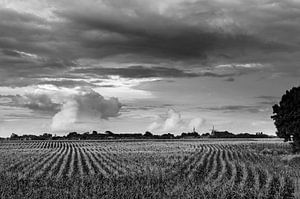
<box><xmin>271</xmin><ymin>86</ymin><xmax>300</xmax><ymax>152</ymax></box>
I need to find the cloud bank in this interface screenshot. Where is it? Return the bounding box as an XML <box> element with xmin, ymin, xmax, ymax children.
<box><xmin>0</xmin><ymin>0</ymin><xmax>300</xmax><ymax>88</ymax></box>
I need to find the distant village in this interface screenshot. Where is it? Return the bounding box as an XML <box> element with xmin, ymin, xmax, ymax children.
<box><xmin>2</xmin><ymin>127</ymin><xmax>275</xmax><ymax>140</ymax></box>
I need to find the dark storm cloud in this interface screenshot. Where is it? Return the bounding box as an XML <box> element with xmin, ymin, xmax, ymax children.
<box><xmin>0</xmin><ymin>48</ymin><xmax>73</xmax><ymax>87</ymax></box>
<box><xmin>0</xmin><ymin>0</ymin><xmax>300</xmax><ymax>88</ymax></box>
<box><xmin>71</xmin><ymin>63</ymin><xmax>268</xmax><ymax>80</ymax></box>
<box><xmin>72</xmin><ymin>66</ymin><xmax>199</xmax><ymax>78</ymax></box>
<box><xmin>4</xmin><ymin>0</ymin><xmax>289</xmax><ymax>63</ymax></box>
<box><xmin>0</xmin><ymin>7</ymin><xmax>76</xmax><ymax>87</ymax></box>
<box><xmin>56</xmin><ymin>7</ymin><xmax>288</xmax><ymax>61</ymax></box>
<box><xmin>0</xmin><ymin>8</ymin><xmax>53</xmax><ymax>55</ymax></box>
<box><xmin>37</xmin><ymin>80</ymin><xmax>96</xmax><ymax>88</ymax></box>
<box><xmin>200</xmin><ymin>105</ymin><xmax>264</xmax><ymax>114</ymax></box>
<box><xmin>121</xmin><ymin>103</ymin><xmax>173</xmax><ymax>112</ymax></box>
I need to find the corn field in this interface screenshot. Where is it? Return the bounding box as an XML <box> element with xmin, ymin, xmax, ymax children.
<box><xmin>0</xmin><ymin>140</ymin><xmax>298</xmax><ymax>199</ymax></box>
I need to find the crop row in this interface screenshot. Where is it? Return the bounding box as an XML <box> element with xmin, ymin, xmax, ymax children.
<box><xmin>0</xmin><ymin>141</ymin><xmax>295</xmax><ymax>198</ymax></box>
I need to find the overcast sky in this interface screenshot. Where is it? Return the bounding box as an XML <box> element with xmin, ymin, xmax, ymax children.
<box><xmin>0</xmin><ymin>0</ymin><xmax>299</xmax><ymax>137</ymax></box>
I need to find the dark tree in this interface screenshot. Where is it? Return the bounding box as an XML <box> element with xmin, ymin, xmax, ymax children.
<box><xmin>10</xmin><ymin>133</ymin><xmax>19</xmax><ymax>140</ymax></box>
<box><xmin>144</xmin><ymin>131</ymin><xmax>153</xmax><ymax>138</ymax></box>
<box><xmin>105</xmin><ymin>131</ymin><xmax>114</xmax><ymax>135</ymax></box>
<box><xmin>271</xmin><ymin>87</ymin><xmax>300</xmax><ymax>152</ymax></box>
<box><xmin>40</xmin><ymin>133</ymin><xmax>52</xmax><ymax>140</ymax></box>
<box><xmin>201</xmin><ymin>133</ymin><xmax>210</xmax><ymax>137</ymax></box>
<box><xmin>160</xmin><ymin>133</ymin><xmax>175</xmax><ymax>139</ymax></box>
<box><xmin>66</xmin><ymin>132</ymin><xmax>80</xmax><ymax>140</ymax></box>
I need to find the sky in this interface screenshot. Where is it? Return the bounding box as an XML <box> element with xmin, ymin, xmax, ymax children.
<box><xmin>0</xmin><ymin>0</ymin><xmax>299</xmax><ymax>137</ymax></box>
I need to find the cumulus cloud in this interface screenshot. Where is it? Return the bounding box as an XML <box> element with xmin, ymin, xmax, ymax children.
<box><xmin>5</xmin><ymin>86</ymin><xmax>122</xmax><ymax>131</ymax></box>
<box><xmin>148</xmin><ymin>109</ymin><xmax>182</xmax><ymax>132</ymax></box>
<box><xmin>162</xmin><ymin>109</ymin><xmax>182</xmax><ymax>131</ymax></box>
<box><xmin>188</xmin><ymin>118</ymin><xmax>205</xmax><ymax>130</ymax></box>
<box><xmin>11</xmin><ymin>93</ymin><xmax>60</xmax><ymax>114</ymax></box>
<box><xmin>148</xmin><ymin>108</ymin><xmax>205</xmax><ymax>133</ymax></box>
<box><xmin>51</xmin><ymin>88</ymin><xmax>121</xmax><ymax>131</ymax></box>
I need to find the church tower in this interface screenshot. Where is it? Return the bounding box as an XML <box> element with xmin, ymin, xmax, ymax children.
<box><xmin>211</xmin><ymin>125</ymin><xmax>216</xmax><ymax>136</ymax></box>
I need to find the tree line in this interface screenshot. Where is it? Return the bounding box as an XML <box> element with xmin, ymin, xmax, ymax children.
<box><xmin>4</xmin><ymin>130</ymin><xmax>273</xmax><ymax>141</ymax></box>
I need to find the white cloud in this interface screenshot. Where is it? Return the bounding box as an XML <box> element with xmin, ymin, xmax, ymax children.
<box><xmin>51</xmin><ymin>100</ymin><xmax>77</xmax><ymax>130</ymax></box>
<box><xmin>188</xmin><ymin>117</ymin><xmax>205</xmax><ymax>130</ymax></box>
<box><xmin>50</xmin><ymin>87</ymin><xmax>121</xmax><ymax>131</ymax></box>
<box><xmin>161</xmin><ymin>108</ymin><xmax>182</xmax><ymax>131</ymax></box>
<box><xmin>148</xmin><ymin>108</ymin><xmax>205</xmax><ymax>134</ymax></box>
<box><xmin>148</xmin><ymin>109</ymin><xmax>183</xmax><ymax>133</ymax></box>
